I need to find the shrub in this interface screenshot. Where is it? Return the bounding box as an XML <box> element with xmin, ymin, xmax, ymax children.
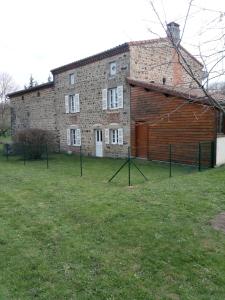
<box><xmin>0</xmin><ymin>123</ymin><xmax>10</xmax><ymax>137</ymax></box>
<box><xmin>13</xmin><ymin>128</ymin><xmax>57</xmax><ymax>159</ymax></box>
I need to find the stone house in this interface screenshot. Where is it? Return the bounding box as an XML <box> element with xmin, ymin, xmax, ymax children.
<box><xmin>10</xmin><ymin>22</ymin><xmax>217</xmax><ymax>161</ymax></box>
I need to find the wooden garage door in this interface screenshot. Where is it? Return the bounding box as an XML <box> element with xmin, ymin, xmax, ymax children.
<box><xmin>135</xmin><ymin>123</ymin><xmax>148</xmax><ymax>158</ymax></box>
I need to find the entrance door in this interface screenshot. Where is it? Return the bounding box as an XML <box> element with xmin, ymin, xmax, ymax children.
<box><xmin>136</xmin><ymin>123</ymin><xmax>148</xmax><ymax>158</ymax></box>
<box><xmin>95</xmin><ymin>129</ymin><xmax>103</xmax><ymax>157</ymax></box>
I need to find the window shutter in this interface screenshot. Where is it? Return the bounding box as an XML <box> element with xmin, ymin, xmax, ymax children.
<box><xmin>105</xmin><ymin>128</ymin><xmax>109</xmax><ymax>144</ymax></box>
<box><xmin>65</xmin><ymin>95</ymin><xmax>69</xmax><ymax>113</ymax></box>
<box><xmin>102</xmin><ymin>89</ymin><xmax>107</xmax><ymax>110</ymax></box>
<box><xmin>75</xmin><ymin>94</ymin><xmax>80</xmax><ymax>112</ymax></box>
<box><xmin>76</xmin><ymin>129</ymin><xmax>81</xmax><ymax>146</ymax></box>
<box><xmin>118</xmin><ymin>128</ymin><xmax>123</xmax><ymax>145</ymax></box>
<box><xmin>117</xmin><ymin>86</ymin><xmax>123</xmax><ymax>108</ymax></box>
<box><xmin>67</xmin><ymin>128</ymin><xmax>71</xmax><ymax>145</ymax></box>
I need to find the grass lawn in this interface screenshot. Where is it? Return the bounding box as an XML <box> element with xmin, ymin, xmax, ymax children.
<box><xmin>0</xmin><ymin>136</ymin><xmax>11</xmax><ymax>144</ymax></box>
<box><xmin>0</xmin><ymin>149</ymin><xmax>225</xmax><ymax>299</ymax></box>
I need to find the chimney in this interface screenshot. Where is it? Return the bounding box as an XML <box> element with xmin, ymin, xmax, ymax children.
<box><xmin>166</xmin><ymin>22</ymin><xmax>180</xmax><ymax>45</ymax></box>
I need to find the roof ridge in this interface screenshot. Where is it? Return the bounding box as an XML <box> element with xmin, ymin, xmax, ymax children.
<box><xmin>8</xmin><ymin>81</ymin><xmax>54</xmax><ymax>98</ymax></box>
<box><xmin>126</xmin><ymin>77</ymin><xmax>207</xmax><ymax>102</ymax></box>
<box><xmin>51</xmin><ymin>38</ymin><xmax>170</xmax><ymax>74</ymax></box>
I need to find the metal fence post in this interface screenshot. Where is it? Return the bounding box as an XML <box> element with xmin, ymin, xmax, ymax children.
<box><xmin>211</xmin><ymin>140</ymin><xmax>215</xmax><ymax>168</ymax></box>
<box><xmin>80</xmin><ymin>146</ymin><xmax>83</xmax><ymax>177</ymax></box>
<box><xmin>6</xmin><ymin>144</ymin><xmax>9</xmax><ymax>161</ymax></box>
<box><xmin>46</xmin><ymin>144</ymin><xmax>49</xmax><ymax>169</ymax></box>
<box><xmin>198</xmin><ymin>142</ymin><xmax>202</xmax><ymax>171</ymax></box>
<box><xmin>23</xmin><ymin>143</ymin><xmax>26</xmax><ymax>165</ymax></box>
<box><xmin>128</xmin><ymin>146</ymin><xmax>131</xmax><ymax>186</ymax></box>
<box><xmin>169</xmin><ymin>144</ymin><xmax>172</xmax><ymax>178</ymax></box>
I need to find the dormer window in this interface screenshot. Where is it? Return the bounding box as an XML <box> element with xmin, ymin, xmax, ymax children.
<box><xmin>109</xmin><ymin>62</ymin><xmax>116</xmax><ymax>76</ymax></box>
<box><xmin>69</xmin><ymin>73</ymin><xmax>75</xmax><ymax>85</ymax></box>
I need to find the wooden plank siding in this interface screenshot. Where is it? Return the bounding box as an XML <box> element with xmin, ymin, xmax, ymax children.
<box><xmin>130</xmin><ymin>85</ymin><xmax>217</xmax><ymax>165</ymax></box>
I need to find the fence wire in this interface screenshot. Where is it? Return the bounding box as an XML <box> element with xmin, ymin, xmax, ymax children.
<box><xmin>0</xmin><ymin>140</ymin><xmax>215</xmax><ymax>186</ymax></box>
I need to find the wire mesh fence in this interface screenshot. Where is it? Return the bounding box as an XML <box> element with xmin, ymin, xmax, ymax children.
<box><xmin>131</xmin><ymin>141</ymin><xmax>214</xmax><ymax>168</ymax></box>
<box><xmin>0</xmin><ymin>140</ymin><xmax>215</xmax><ymax>186</ymax></box>
<box><xmin>109</xmin><ymin>141</ymin><xmax>215</xmax><ymax>185</ymax></box>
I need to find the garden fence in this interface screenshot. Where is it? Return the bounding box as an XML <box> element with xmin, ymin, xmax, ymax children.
<box><xmin>1</xmin><ymin>140</ymin><xmax>215</xmax><ymax>186</ymax></box>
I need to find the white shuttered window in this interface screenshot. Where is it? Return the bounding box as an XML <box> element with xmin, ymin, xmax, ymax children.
<box><xmin>103</xmin><ymin>85</ymin><xmax>123</xmax><ymax>110</ymax></box>
<box><xmin>110</xmin><ymin>128</ymin><xmax>123</xmax><ymax>145</ymax></box>
<box><xmin>69</xmin><ymin>94</ymin><xmax>80</xmax><ymax>113</ymax></box>
<box><xmin>68</xmin><ymin>128</ymin><xmax>81</xmax><ymax>146</ymax></box>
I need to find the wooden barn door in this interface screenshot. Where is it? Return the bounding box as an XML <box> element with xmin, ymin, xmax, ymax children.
<box><xmin>135</xmin><ymin>123</ymin><xmax>148</xmax><ymax>159</ymax></box>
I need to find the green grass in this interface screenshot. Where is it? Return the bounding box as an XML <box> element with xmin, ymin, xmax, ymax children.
<box><xmin>0</xmin><ymin>135</ymin><xmax>11</xmax><ymax>144</ymax></box>
<box><xmin>0</xmin><ymin>150</ymin><xmax>225</xmax><ymax>299</ymax></box>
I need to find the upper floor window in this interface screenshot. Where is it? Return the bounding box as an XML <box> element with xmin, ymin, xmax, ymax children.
<box><xmin>108</xmin><ymin>88</ymin><xmax>118</xmax><ymax>109</ymax></box>
<box><xmin>69</xmin><ymin>95</ymin><xmax>75</xmax><ymax>113</ymax></box>
<box><xmin>65</xmin><ymin>94</ymin><xmax>80</xmax><ymax>113</ymax></box>
<box><xmin>109</xmin><ymin>62</ymin><xmax>116</xmax><ymax>76</ymax></box>
<box><xmin>69</xmin><ymin>73</ymin><xmax>75</xmax><ymax>85</ymax></box>
<box><xmin>102</xmin><ymin>86</ymin><xmax>123</xmax><ymax>110</ymax></box>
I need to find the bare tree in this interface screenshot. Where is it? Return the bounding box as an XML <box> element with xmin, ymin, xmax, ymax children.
<box><xmin>148</xmin><ymin>0</ymin><xmax>225</xmax><ymax>115</ymax></box>
<box><xmin>0</xmin><ymin>72</ymin><xmax>17</xmax><ymax>136</ymax></box>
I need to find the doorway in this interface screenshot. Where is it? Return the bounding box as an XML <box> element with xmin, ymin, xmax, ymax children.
<box><xmin>95</xmin><ymin>129</ymin><xmax>103</xmax><ymax>157</ymax></box>
<box><xmin>135</xmin><ymin>123</ymin><xmax>148</xmax><ymax>158</ymax></box>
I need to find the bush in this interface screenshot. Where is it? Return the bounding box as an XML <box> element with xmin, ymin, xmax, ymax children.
<box><xmin>0</xmin><ymin>123</ymin><xmax>10</xmax><ymax>137</ymax></box>
<box><xmin>13</xmin><ymin>128</ymin><xmax>57</xmax><ymax>159</ymax></box>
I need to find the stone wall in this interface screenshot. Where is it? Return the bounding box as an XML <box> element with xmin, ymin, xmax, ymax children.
<box><xmin>10</xmin><ymin>85</ymin><xmax>58</xmax><ymax>140</ymax></box>
<box><xmin>129</xmin><ymin>39</ymin><xmax>203</xmax><ymax>88</ymax></box>
<box><xmin>54</xmin><ymin>51</ymin><xmax>131</xmax><ymax>157</ymax></box>
<box><xmin>10</xmin><ymin>38</ymin><xmax>204</xmax><ymax>158</ymax></box>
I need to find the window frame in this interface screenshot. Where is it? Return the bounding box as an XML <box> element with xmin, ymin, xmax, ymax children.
<box><xmin>70</xmin><ymin>128</ymin><xmax>77</xmax><ymax>146</ymax></box>
<box><xmin>69</xmin><ymin>73</ymin><xmax>75</xmax><ymax>85</ymax></box>
<box><xmin>108</xmin><ymin>88</ymin><xmax>118</xmax><ymax>109</ymax></box>
<box><xmin>111</xmin><ymin>129</ymin><xmax>119</xmax><ymax>144</ymax></box>
<box><xmin>109</xmin><ymin>62</ymin><xmax>117</xmax><ymax>76</ymax></box>
<box><xmin>69</xmin><ymin>94</ymin><xmax>75</xmax><ymax>113</ymax></box>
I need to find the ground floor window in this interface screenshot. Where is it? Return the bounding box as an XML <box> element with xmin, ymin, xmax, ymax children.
<box><xmin>109</xmin><ymin>128</ymin><xmax>123</xmax><ymax>145</ymax></box>
<box><xmin>71</xmin><ymin>129</ymin><xmax>77</xmax><ymax>145</ymax></box>
<box><xmin>111</xmin><ymin>129</ymin><xmax>118</xmax><ymax>144</ymax></box>
<box><xmin>67</xmin><ymin>128</ymin><xmax>81</xmax><ymax>146</ymax></box>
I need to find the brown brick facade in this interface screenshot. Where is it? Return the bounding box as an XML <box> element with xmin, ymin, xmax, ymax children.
<box><xmin>129</xmin><ymin>40</ymin><xmax>203</xmax><ymax>88</ymax></box>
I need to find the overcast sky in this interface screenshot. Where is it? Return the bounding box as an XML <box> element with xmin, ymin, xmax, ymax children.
<box><xmin>0</xmin><ymin>0</ymin><xmax>224</xmax><ymax>88</ymax></box>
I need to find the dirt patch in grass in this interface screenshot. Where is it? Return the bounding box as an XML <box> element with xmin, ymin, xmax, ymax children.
<box><xmin>210</xmin><ymin>212</ymin><xmax>225</xmax><ymax>233</ymax></box>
